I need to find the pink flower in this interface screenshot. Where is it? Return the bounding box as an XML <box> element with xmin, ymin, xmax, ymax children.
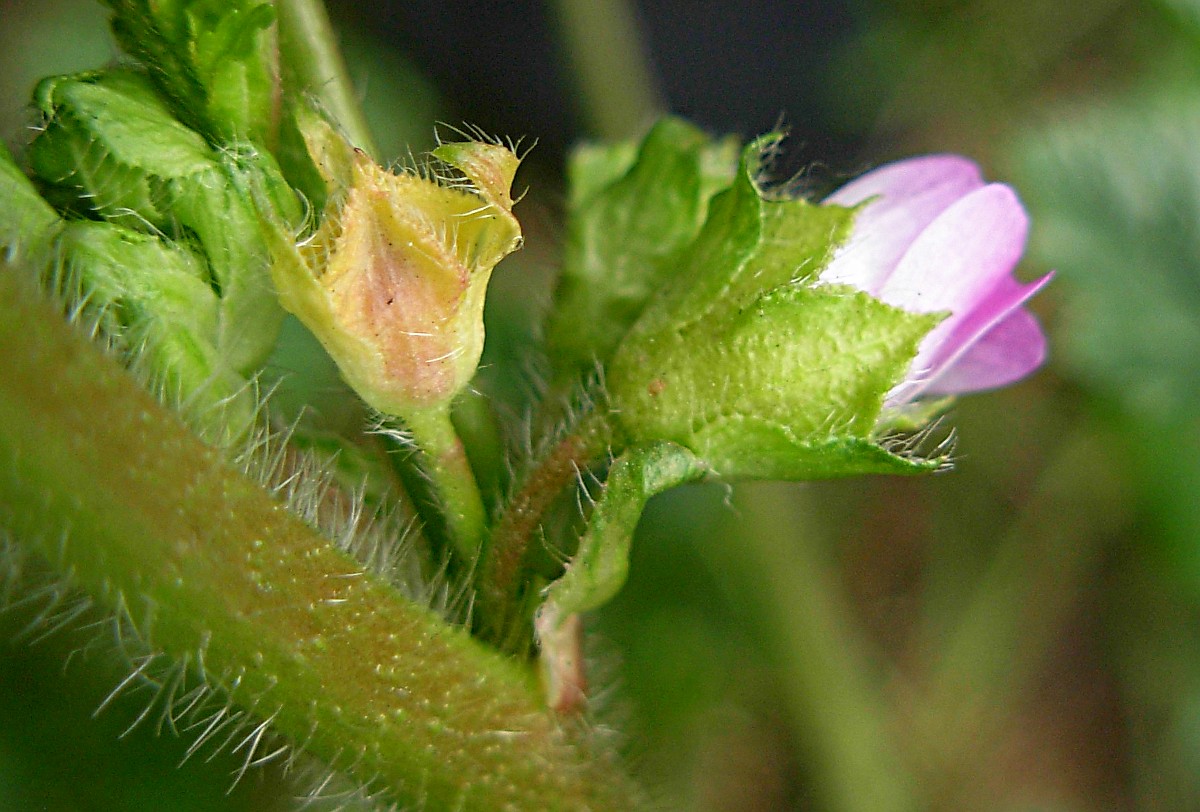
<box><xmin>821</xmin><ymin>155</ymin><xmax>1052</xmax><ymax>408</ymax></box>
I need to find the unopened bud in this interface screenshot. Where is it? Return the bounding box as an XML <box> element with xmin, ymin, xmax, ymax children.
<box><xmin>266</xmin><ymin>126</ymin><xmax>522</xmax><ymax>418</ymax></box>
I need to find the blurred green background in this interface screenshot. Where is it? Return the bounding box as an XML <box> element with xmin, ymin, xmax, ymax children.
<box><xmin>2</xmin><ymin>0</ymin><xmax>1199</xmax><ymax>809</ymax></box>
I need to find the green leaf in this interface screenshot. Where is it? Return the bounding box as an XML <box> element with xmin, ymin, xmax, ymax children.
<box><xmin>625</xmin><ymin>133</ymin><xmax>858</xmax><ymax>339</ymax></box>
<box><xmin>608</xmin><ymin>137</ymin><xmax>942</xmax><ymax>479</ymax></box>
<box><xmin>547</xmin><ymin>117</ymin><xmax>739</xmax><ymax>374</ymax></box>
<box><xmin>535</xmin><ymin>441</ymin><xmax>706</xmax><ymax>711</ymax></box>
<box><xmin>539</xmin><ymin>442</ymin><xmax>707</xmax><ymax>625</ymax></box>
<box><xmin>102</xmin><ymin>0</ymin><xmax>280</xmax><ymax>145</ymax></box>
<box><xmin>1011</xmin><ymin>86</ymin><xmax>1200</xmax><ymax>426</ymax></box>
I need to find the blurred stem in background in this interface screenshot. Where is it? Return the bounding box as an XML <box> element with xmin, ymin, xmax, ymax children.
<box><xmin>911</xmin><ymin>423</ymin><xmax>1129</xmax><ymax>806</ymax></box>
<box><xmin>276</xmin><ymin>0</ymin><xmax>379</xmax><ymax>156</ymax></box>
<box><xmin>703</xmin><ymin>423</ymin><xmax>1130</xmax><ymax>812</ymax></box>
<box><xmin>547</xmin><ymin>0</ymin><xmax>665</xmax><ymax>139</ymax></box>
<box><xmin>718</xmin><ymin>482</ymin><xmax>918</xmax><ymax>812</ymax></box>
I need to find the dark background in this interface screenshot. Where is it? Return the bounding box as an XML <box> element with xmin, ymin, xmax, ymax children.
<box><xmin>326</xmin><ymin>0</ymin><xmax>860</xmax><ymax>166</ymax></box>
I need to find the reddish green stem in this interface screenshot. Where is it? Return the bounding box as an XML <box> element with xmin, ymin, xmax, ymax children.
<box><xmin>478</xmin><ymin>411</ymin><xmax>615</xmax><ymax>643</ymax></box>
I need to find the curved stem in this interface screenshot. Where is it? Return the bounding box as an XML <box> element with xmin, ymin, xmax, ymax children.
<box><xmin>0</xmin><ymin>266</ymin><xmax>642</xmax><ymax>810</ymax></box>
<box><xmin>276</xmin><ymin>0</ymin><xmax>380</xmax><ymax>157</ymax></box>
<box><xmin>477</xmin><ymin>410</ymin><xmax>615</xmax><ymax>643</ymax></box>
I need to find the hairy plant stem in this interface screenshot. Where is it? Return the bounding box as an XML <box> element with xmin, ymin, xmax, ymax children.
<box><xmin>275</xmin><ymin>0</ymin><xmax>379</xmax><ymax>158</ymax></box>
<box><xmin>477</xmin><ymin>409</ymin><xmax>616</xmax><ymax>645</ymax></box>
<box><xmin>0</xmin><ymin>267</ymin><xmax>643</xmax><ymax>811</ymax></box>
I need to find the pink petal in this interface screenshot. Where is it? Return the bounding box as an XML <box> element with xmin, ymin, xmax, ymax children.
<box><xmin>878</xmin><ymin>183</ymin><xmax>1040</xmax><ymax>403</ymax></box>
<box><xmin>922</xmin><ymin>306</ymin><xmax>1050</xmax><ymax>396</ymax></box>
<box><xmin>903</xmin><ymin>269</ymin><xmax>1052</xmax><ymax>398</ymax></box>
<box><xmin>822</xmin><ymin>155</ymin><xmax>986</xmax><ymax>294</ymax></box>
<box><xmin>878</xmin><ymin>183</ymin><xmax>1028</xmax><ymax>314</ymax></box>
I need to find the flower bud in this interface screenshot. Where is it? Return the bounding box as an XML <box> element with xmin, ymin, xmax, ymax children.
<box><xmin>607</xmin><ymin>136</ymin><xmax>1050</xmax><ymax>480</ymax></box>
<box><xmin>28</xmin><ymin>67</ymin><xmax>300</xmax><ymax>375</ymax></box>
<box><xmin>265</xmin><ymin>129</ymin><xmax>522</xmax><ymax>418</ymax></box>
<box><xmin>28</xmin><ymin>68</ymin><xmax>215</xmax><ymax>231</ymax></box>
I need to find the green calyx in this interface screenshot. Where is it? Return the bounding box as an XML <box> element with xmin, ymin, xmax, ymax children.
<box><xmin>603</xmin><ymin>133</ymin><xmax>945</xmax><ymax>479</ymax></box>
<box><xmin>22</xmin><ymin>66</ymin><xmax>303</xmax><ymax>439</ymax></box>
<box><xmin>103</xmin><ymin>0</ymin><xmax>280</xmax><ymax>145</ymax></box>
<box><xmin>547</xmin><ymin>117</ymin><xmax>740</xmax><ymax>376</ymax></box>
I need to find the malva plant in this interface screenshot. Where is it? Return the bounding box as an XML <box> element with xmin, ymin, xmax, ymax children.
<box><xmin>0</xmin><ymin>2</ymin><xmax>1050</xmax><ymax>810</ymax></box>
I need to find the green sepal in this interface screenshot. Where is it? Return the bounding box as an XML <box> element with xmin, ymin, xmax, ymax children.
<box><xmin>625</xmin><ymin>132</ymin><xmax>855</xmax><ymax>337</ymax></box>
<box><xmin>29</xmin><ymin>68</ymin><xmax>216</xmax><ymax>230</ymax></box>
<box><xmin>612</xmin><ymin>286</ymin><xmax>942</xmax><ymax>478</ymax></box>
<box><xmin>289</xmin><ymin>102</ymin><xmax>359</xmax><ymax>205</ymax></box>
<box><xmin>564</xmin><ymin>140</ymin><xmax>638</xmax><ymax>210</ymax></box>
<box><xmin>53</xmin><ymin>220</ymin><xmax>255</xmax><ymax>442</ymax></box>
<box><xmin>608</xmin><ymin>137</ymin><xmax>946</xmax><ymax>479</ymax></box>
<box><xmin>547</xmin><ymin>117</ymin><xmax>739</xmax><ymax>374</ymax></box>
<box><xmin>877</xmin><ymin>395</ymin><xmax>955</xmax><ymax>434</ymax></box>
<box><xmin>102</xmin><ymin>0</ymin><xmax>280</xmax><ymax>146</ymax></box>
<box><xmin>0</xmin><ymin>142</ymin><xmax>61</xmax><ymax>258</ymax></box>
